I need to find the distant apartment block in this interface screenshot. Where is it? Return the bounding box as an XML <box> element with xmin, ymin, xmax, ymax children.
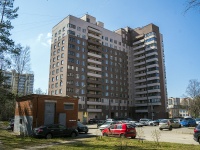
<box><xmin>168</xmin><ymin>97</ymin><xmax>190</xmax><ymax>118</ymax></box>
<box><xmin>3</xmin><ymin>70</ymin><xmax>34</xmax><ymax>95</ymax></box>
<box><xmin>48</xmin><ymin>14</ymin><xmax>168</xmax><ymax>121</ymax></box>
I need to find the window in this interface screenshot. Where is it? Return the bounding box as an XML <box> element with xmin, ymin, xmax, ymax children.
<box><xmin>77</xmin><ymin>26</ymin><xmax>81</xmax><ymax>31</ymax></box>
<box><xmin>59</xmin><ymin>89</ymin><xmax>62</xmax><ymax>94</ymax></box>
<box><xmin>69</xmin><ymin>37</ymin><xmax>76</xmax><ymax>42</ymax></box>
<box><xmin>61</xmin><ymin>53</ymin><xmax>64</xmax><ymax>58</ymax></box>
<box><xmin>82</xmin><ymin>29</ymin><xmax>86</xmax><ymax>33</ymax></box>
<box><xmin>63</xmin><ymin>27</ymin><xmax>65</xmax><ymax>31</ymax></box>
<box><xmin>60</xmin><ymin>67</ymin><xmax>63</xmax><ymax>72</ymax></box>
<box><xmin>52</xmin><ymin>77</ymin><xmax>54</xmax><ymax>82</ymax></box>
<box><xmin>76</xmin><ymin>53</ymin><xmax>80</xmax><ymax>58</ymax></box>
<box><xmin>105</xmin><ymin>37</ymin><xmax>108</xmax><ymax>41</ymax></box>
<box><xmin>61</xmin><ymin>46</ymin><xmax>64</xmax><ymax>51</ymax></box>
<box><xmin>62</xmin><ymin>40</ymin><xmax>65</xmax><ymax>44</ymax></box>
<box><xmin>67</xmin><ymin>30</ymin><xmax>75</xmax><ymax>35</ymax></box>
<box><xmin>68</xmin><ymin>58</ymin><xmax>74</xmax><ymax>63</ymax></box>
<box><xmin>110</xmin><ymin>38</ymin><xmax>113</xmax><ymax>42</ymax></box>
<box><xmin>67</xmin><ymin>23</ymin><xmax>76</xmax><ymax>29</ymax></box>
<box><xmin>68</xmin><ymin>44</ymin><xmax>75</xmax><ymax>49</ymax></box>
<box><xmin>57</xmin><ymin>49</ymin><xmax>60</xmax><ymax>53</ymax></box>
<box><xmin>64</xmin><ymin>103</ymin><xmax>74</xmax><ymax>110</ymax></box>
<box><xmin>61</xmin><ymin>60</ymin><xmax>64</xmax><ymax>65</ymax></box>
<box><xmin>57</xmin><ymin>55</ymin><xmax>60</xmax><ymax>60</ymax></box>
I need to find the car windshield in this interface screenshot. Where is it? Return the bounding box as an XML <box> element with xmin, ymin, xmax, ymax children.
<box><xmin>195</xmin><ymin>118</ymin><xmax>200</xmax><ymax>121</ymax></box>
<box><xmin>77</xmin><ymin>122</ymin><xmax>85</xmax><ymax>127</ymax></box>
<box><xmin>160</xmin><ymin>119</ymin><xmax>168</xmax><ymax>123</ymax></box>
<box><xmin>103</xmin><ymin>121</ymin><xmax>112</xmax><ymax>125</ymax></box>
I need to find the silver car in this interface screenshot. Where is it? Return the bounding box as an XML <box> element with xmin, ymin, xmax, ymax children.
<box><xmin>159</xmin><ymin>119</ymin><xmax>181</xmax><ymax>130</ymax></box>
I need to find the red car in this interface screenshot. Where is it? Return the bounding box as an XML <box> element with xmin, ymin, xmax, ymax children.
<box><xmin>102</xmin><ymin>123</ymin><xmax>136</xmax><ymax>139</ymax></box>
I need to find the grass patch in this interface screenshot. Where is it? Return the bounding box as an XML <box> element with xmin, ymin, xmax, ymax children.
<box><xmin>39</xmin><ymin>137</ymin><xmax>200</xmax><ymax>150</ymax></box>
<box><xmin>0</xmin><ymin>122</ymin><xmax>199</xmax><ymax>150</ymax></box>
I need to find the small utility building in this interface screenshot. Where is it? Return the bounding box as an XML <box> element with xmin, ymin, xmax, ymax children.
<box><xmin>14</xmin><ymin>94</ymin><xmax>78</xmax><ymax>136</ymax></box>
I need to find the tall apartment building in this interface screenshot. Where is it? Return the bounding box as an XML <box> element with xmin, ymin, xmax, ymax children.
<box><xmin>3</xmin><ymin>70</ymin><xmax>34</xmax><ymax>95</ymax></box>
<box><xmin>48</xmin><ymin>14</ymin><xmax>168</xmax><ymax>121</ymax></box>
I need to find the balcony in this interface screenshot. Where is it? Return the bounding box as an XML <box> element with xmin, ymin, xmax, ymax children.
<box><xmin>88</xmin><ymin>39</ymin><xmax>101</xmax><ymax>46</ymax></box>
<box><xmin>147</xmin><ymin>77</ymin><xmax>160</xmax><ymax>81</ymax></box>
<box><xmin>88</xmin><ymin>52</ymin><xmax>102</xmax><ymax>58</ymax></box>
<box><xmin>87</xmin><ymin>59</ymin><xmax>102</xmax><ymax>65</ymax></box>
<box><xmin>148</xmin><ymin>96</ymin><xmax>161</xmax><ymax>99</ymax></box>
<box><xmin>146</xmin><ymin>52</ymin><xmax>158</xmax><ymax>57</ymax></box>
<box><xmin>145</xmin><ymin>46</ymin><xmax>157</xmax><ymax>51</ymax></box>
<box><xmin>134</xmin><ymin>67</ymin><xmax>146</xmax><ymax>72</ymax></box>
<box><xmin>134</xmin><ymin>50</ymin><xmax>145</xmax><ymax>56</ymax></box>
<box><xmin>147</xmin><ymin>70</ymin><xmax>159</xmax><ymax>74</ymax></box>
<box><xmin>88</xmin><ymin>45</ymin><xmax>101</xmax><ymax>52</ymax></box>
<box><xmin>135</xmin><ymin>97</ymin><xmax>147</xmax><ymax>101</ymax></box>
<box><xmin>148</xmin><ymin>89</ymin><xmax>161</xmax><ymax>93</ymax></box>
<box><xmin>134</xmin><ymin>55</ymin><xmax>145</xmax><ymax>61</ymax></box>
<box><xmin>134</xmin><ymin>73</ymin><xmax>146</xmax><ymax>78</ymax></box>
<box><xmin>135</xmin><ymin>84</ymin><xmax>147</xmax><ymax>89</ymax></box>
<box><xmin>147</xmin><ymin>83</ymin><xmax>160</xmax><ymax>87</ymax></box>
<box><xmin>87</xmin><ymin>72</ymin><xmax>102</xmax><ymax>78</ymax></box>
<box><xmin>134</xmin><ymin>61</ymin><xmax>145</xmax><ymax>67</ymax></box>
<box><xmin>87</xmin><ymin>108</ymin><xmax>102</xmax><ymax>112</ymax></box>
<box><xmin>87</xmin><ymin>93</ymin><xmax>101</xmax><ymax>98</ymax></box>
<box><xmin>87</xmin><ymin>79</ymin><xmax>102</xmax><ymax>84</ymax></box>
<box><xmin>88</xmin><ymin>33</ymin><xmax>101</xmax><ymax>40</ymax></box>
<box><xmin>87</xmin><ymin>66</ymin><xmax>102</xmax><ymax>71</ymax></box>
<box><xmin>135</xmin><ymin>103</ymin><xmax>148</xmax><ymax>106</ymax></box>
<box><xmin>87</xmin><ymin>101</ymin><xmax>103</xmax><ymax>105</ymax></box>
<box><xmin>146</xmin><ymin>58</ymin><xmax>158</xmax><ymax>63</ymax></box>
<box><xmin>87</xmin><ymin>86</ymin><xmax>102</xmax><ymax>91</ymax></box>
<box><xmin>134</xmin><ymin>79</ymin><xmax>146</xmax><ymax>84</ymax></box>
<box><xmin>88</xmin><ymin>27</ymin><xmax>101</xmax><ymax>34</ymax></box>
<box><xmin>135</xmin><ymin>109</ymin><xmax>148</xmax><ymax>113</ymax></box>
<box><xmin>133</xmin><ymin>45</ymin><xmax>145</xmax><ymax>50</ymax></box>
<box><xmin>135</xmin><ymin>91</ymin><xmax>147</xmax><ymax>94</ymax></box>
<box><xmin>146</xmin><ymin>64</ymin><xmax>159</xmax><ymax>68</ymax></box>
<box><xmin>132</xmin><ymin>39</ymin><xmax>144</xmax><ymax>46</ymax></box>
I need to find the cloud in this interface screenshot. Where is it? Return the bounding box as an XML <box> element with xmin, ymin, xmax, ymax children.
<box><xmin>36</xmin><ymin>32</ymin><xmax>52</xmax><ymax>47</ymax></box>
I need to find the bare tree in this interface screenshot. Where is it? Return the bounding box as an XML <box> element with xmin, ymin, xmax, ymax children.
<box><xmin>189</xmin><ymin>96</ymin><xmax>200</xmax><ymax>117</ymax></box>
<box><xmin>34</xmin><ymin>88</ymin><xmax>45</xmax><ymax>94</ymax></box>
<box><xmin>186</xmin><ymin>79</ymin><xmax>200</xmax><ymax>98</ymax></box>
<box><xmin>11</xmin><ymin>44</ymin><xmax>31</xmax><ymax>95</ymax></box>
<box><xmin>185</xmin><ymin>0</ymin><xmax>200</xmax><ymax>13</ymax></box>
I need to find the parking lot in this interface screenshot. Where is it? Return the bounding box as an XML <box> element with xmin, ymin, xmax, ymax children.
<box><xmin>80</xmin><ymin>124</ymin><xmax>198</xmax><ymax>145</ymax></box>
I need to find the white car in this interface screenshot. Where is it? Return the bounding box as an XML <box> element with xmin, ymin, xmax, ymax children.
<box><xmin>195</xmin><ymin>118</ymin><xmax>200</xmax><ymax>124</ymax></box>
<box><xmin>129</xmin><ymin>121</ymin><xmax>143</xmax><ymax>127</ymax></box>
<box><xmin>99</xmin><ymin>121</ymin><xmax>114</xmax><ymax>131</ymax></box>
<box><xmin>139</xmin><ymin>118</ymin><xmax>152</xmax><ymax>126</ymax></box>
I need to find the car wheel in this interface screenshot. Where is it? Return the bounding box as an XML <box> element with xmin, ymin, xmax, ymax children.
<box><xmin>46</xmin><ymin>133</ymin><xmax>52</xmax><ymax>139</ymax></box>
<box><xmin>159</xmin><ymin>128</ymin><xmax>162</xmax><ymax>130</ymax></box>
<box><xmin>103</xmin><ymin>133</ymin><xmax>108</xmax><ymax>136</ymax></box>
<box><xmin>85</xmin><ymin>131</ymin><xmax>88</xmax><ymax>134</ymax></box>
<box><xmin>120</xmin><ymin>134</ymin><xmax>125</xmax><ymax>138</ymax></box>
<box><xmin>131</xmin><ymin>136</ymin><xmax>136</xmax><ymax>139</ymax></box>
<box><xmin>169</xmin><ymin>126</ymin><xmax>172</xmax><ymax>130</ymax></box>
<box><xmin>71</xmin><ymin>132</ymin><xmax>77</xmax><ymax>138</ymax></box>
<box><xmin>179</xmin><ymin>125</ymin><xmax>181</xmax><ymax>128</ymax></box>
<box><xmin>198</xmin><ymin>137</ymin><xmax>200</xmax><ymax>144</ymax></box>
<box><xmin>150</xmin><ymin>123</ymin><xmax>153</xmax><ymax>126</ymax></box>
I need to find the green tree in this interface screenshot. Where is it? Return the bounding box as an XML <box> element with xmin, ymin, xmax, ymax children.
<box><xmin>0</xmin><ymin>0</ymin><xmax>19</xmax><ymax>120</ymax></box>
<box><xmin>185</xmin><ymin>0</ymin><xmax>200</xmax><ymax>14</ymax></box>
<box><xmin>0</xmin><ymin>0</ymin><xmax>19</xmax><ymax>68</ymax></box>
<box><xmin>11</xmin><ymin>44</ymin><xmax>31</xmax><ymax>95</ymax></box>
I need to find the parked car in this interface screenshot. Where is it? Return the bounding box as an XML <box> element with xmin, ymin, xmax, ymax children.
<box><xmin>7</xmin><ymin>119</ymin><xmax>14</xmax><ymax>131</ymax></box>
<box><xmin>139</xmin><ymin>118</ymin><xmax>152</xmax><ymax>126</ymax></box>
<box><xmin>193</xmin><ymin>123</ymin><xmax>200</xmax><ymax>144</ymax></box>
<box><xmin>99</xmin><ymin>121</ymin><xmax>118</xmax><ymax>131</ymax></box>
<box><xmin>195</xmin><ymin>118</ymin><xmax>200</xmax><ymax>125</ymax></box>
<box><xmin>88</xmin><ymin>118</ymin><xmax>98</xmax><ymax>124</ymax></box>
<box><xmin>129</xmin><ymin>121</ymin><xmax>143</xmax><ymax>127</ymax></box>
<box><xmin>32</xmin><ymin>124</ymin><xmax>79</xmax><ymax>139</ymax></box>
<box><xmin>180</xmin><ymin>118</ymin><xmax>196</xmax><ymax>127</ymax></box>
<box><xmin>148</xmin><ymin>120</ymin><xmax>159</xmax><ymax>126</ymax></box>
<box><xmin>159</xmin><ymin>119</ymin><xmax>181</xmax><ymax>130</ymax></box>
<box><xmin>97</xmin><ymin>120</ymin><xmax>106</xmax><ymax>128</ymax></box>
<box><xmin>77</xmin><ymin>122</ymin><xmax>88</xmax><ymax>133</ymax></box>
<box><xmin>102</xmin><ymin>123</ymin><xmax>136</xmax><ymax>139</ymax></box>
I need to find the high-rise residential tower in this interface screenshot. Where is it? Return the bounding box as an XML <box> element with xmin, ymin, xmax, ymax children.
<box><xmin>48</xmin><ymin>14</ymin><xmax>168</xmax><ymax>122</ymax></box>
<box><xmin>3</xmin><ymin>70</ymin><xmax>34</xmax><ymax>95</ymax></box>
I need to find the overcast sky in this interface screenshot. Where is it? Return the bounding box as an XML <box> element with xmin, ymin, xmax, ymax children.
<box><xmin>11</xmin><ymin>0</ymin><xmax>200</xmax><ymax>97</ymax></box>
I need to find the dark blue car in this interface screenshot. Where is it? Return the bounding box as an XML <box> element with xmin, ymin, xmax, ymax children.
<box><xmin>180</xmin><ymin>118</ymin><xmax>196</xmax><ymax>127</ymax></box>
